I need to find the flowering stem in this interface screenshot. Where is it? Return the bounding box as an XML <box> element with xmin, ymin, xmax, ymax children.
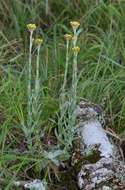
<box><xmin>27</xmin><ymin>31</ymin><xmax>33</xmax><ymax>129</ymax></box>
<box><xmin>35</xmin><ymin>44</ymin><xmax>41</xmax><ymax>98</ymax></box>
<box><xmin>72</xmin><ymin>52</ymin><xmax>78</xmax><ymax>108</ymax></box>
<box><xmin>71</xmin><ymin>30</ymin><xmax>78</xmax><ymax>109</ymax></box>
<box><xmin>61</xmin><ymin>40</ymin><xmax>69</xmax><ymax>105</ymax></box>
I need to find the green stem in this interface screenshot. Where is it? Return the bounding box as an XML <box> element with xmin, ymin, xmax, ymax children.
<box><xmin>72</xmin><ymin>52</ymin><xmax>78</xmax><ymax>109</ymax></box>
<box><xmin>35</xmin><ymin>45</ymin><xmax>41</xmax><ymax>98</ymax></box>
<box><xmin>72</xmin><ymin>30</ymin><xmax>78</xmax><ymax>109</ymax></box>
<box><xmin>61</xmin><ymin>40</ymin><xmax>69</xmax><ymax>105</ymax></box>
<box><xmin>27</xmin><ymin>31</ymin><xmax>33</xmax><ymax>144</ymax></box>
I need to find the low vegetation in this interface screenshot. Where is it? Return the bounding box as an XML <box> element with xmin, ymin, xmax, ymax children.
<box><xmin>0</xmin><ymin>0</ymin><xmax>125</xmax><ymax>189</ymax></box>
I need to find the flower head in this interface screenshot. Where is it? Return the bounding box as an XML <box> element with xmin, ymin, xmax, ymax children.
<box><xmin>72</xmin><ymin>46</ymin><xmax>80</xmax><ymax>53</ymax></box>
<box><xmin>35</xmin><ymin>38</ymin><xmax>43</xmax><ymax>45</ymax></box>
<box><xmin>27</xmin><ymin>23</ymin><xmax>36</xmax><ymax>32</ymax></box>
<box><xmin>70</xmin><ymin>21</ymin><xmax>80</xmax><ymax>30</ymax></box>
<box><xmin>64</xmin><ymin>34</ymin><xmax>72</xmax><ymax>41</ymax></box>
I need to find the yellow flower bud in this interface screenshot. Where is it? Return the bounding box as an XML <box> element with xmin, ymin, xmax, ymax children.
<box><xmin>35</xmin><ymin>38</ymin><xmax>43</xmax><ymax>45</ymax></box>
<box><xmin>64</xmin><ymin>34</ymin><xmax>72</xmax><ymax>41</ymax></box>
<box><xmin>27</xmin><ymin>23</ymin><xmax>36</xmax><ymax>32</ymax></box>
<box><xmin>72</xmin><ymin>46</ymin><xmax>80</xmax><ymax>53</ymax></box>
<box><xmin>70</xmin><ymin>21</ymin><xmax>80</xmax><ymax>30</ymax></box>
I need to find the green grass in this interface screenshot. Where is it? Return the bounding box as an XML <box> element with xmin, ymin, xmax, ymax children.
<box><xmin>1</xmin><ymin>0</ymin><xmax>125</xmax><ymax>189</ymax></box>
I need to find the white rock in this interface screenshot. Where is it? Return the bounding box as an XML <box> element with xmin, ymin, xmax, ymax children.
<box><xmin>79</xmin><ymin>120</ymin><xmax>113</xmax><ymax>158</ymax></box>
<box><xmin>24</xmin><ymin>179</ymin><xmax>46</xmax><ymax>190</ymax></box>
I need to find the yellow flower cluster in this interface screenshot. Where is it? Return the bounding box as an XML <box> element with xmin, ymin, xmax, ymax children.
<box><xmin>64</xmin><ymin>34</ymin><xmax>72</xmax><ymax>41</ymax></box>
<box><xmin>27</xmin><ymin>23</ymin><xmax>36</xmax><ymax>32</ymax></box>
<box><xmin>72</xmin><ymin>46</ymin><xmax>80</xmax><ymax>53</ymax></box>
<box><xmin>35</xmin><ymin>38</ymin><xmax>43</xmax><ymax>45</ymax></box>
<box><xmin>70</xmin><ymin>21</ymin><xmax>80</xmax><ymax>30</ymax></box>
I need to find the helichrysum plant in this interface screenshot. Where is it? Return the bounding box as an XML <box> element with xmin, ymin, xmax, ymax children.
<box><xmin>70</xmin><ymin>21</ymin><xmax>81</xmax><ymax>109</ymax></box>
<box><xmin>22</xmin><ymin>23</ymin><xmax>43</xmax><ymax>148</ymax></box>
<box><xmin>32</xmin><ymin>38</ymin><xmax>43</xmax><ymax>136</ymax></box>
<box><xmin>21</xmin><ymin>23</ymin><xmax>37</xmax><ymax>147</ymax></box>
<box><xmin>60</xmin><ymin>34</ymin><xmax>72</xmax><ymax>113</ymax></box>
<box><xmin>27</xmin><ymin>23</ymin><xmax>36</xmax><ymax>128</ymax></box>
<box><xmin>57</xmin><ymin>21</ymin><xmax>81</xmax><ymax>152</ymax></box>
<box><xmin>27</xmin><ymin>24</ymin><xmax>36</xmax><ymax>127</ymax></box>
<box><xmin>23</xmin><ymin>21</ymin><xmax>81</xmax><ymax>156</ymax></box>
<box><xmin>57</xmin><ymin>33</ymin><xmax>72</xmax><ymax>150</ymax></box>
